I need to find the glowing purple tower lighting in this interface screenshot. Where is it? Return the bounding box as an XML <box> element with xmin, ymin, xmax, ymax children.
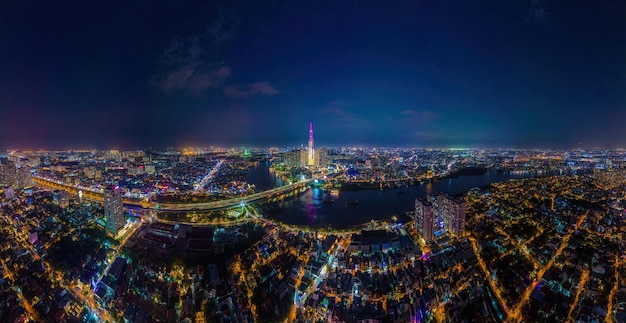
<box><xmin>308</xmin><ymin>122</ymin><xmax>315</xmax><ymax>166</ymax></box>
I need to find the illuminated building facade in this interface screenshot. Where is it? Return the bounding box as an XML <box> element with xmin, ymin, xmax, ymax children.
<box><xmin>317</xmin><ymin>147</ymin><xmax>330</xmax><ymax>168</ymax></box>
<box><xmin>415</xmin><ymin>197</ymin><xmax>434</xmax><ymax>242</ymax></box>
<box><xmin>53</xmin><ymin>190</ymin><xmax>70</xmax><ymax>208</ymax></box>
<box><xmin>416</xmin><ymin>194</ymin><xmax>466</xmax><ymax>242</ymax></box>
<box><xmin>308</xmin><ymin>122</ymin><xmax>315</xmax><ymax>167</ymax></box>
<box><xmin>0</xmin><ymin>160</ymin><xmax>17</xmax><ymax>187</ymax></box>
<box><xmin>432</xmin><ymin>193</ymin><xmax>449</xmax><ymax>231</ymax></box>
<box><xmin>104</xmin><ymin>186</ymin><xmax>125</xmax><ymax>236</ymax></box>
<box><xmin>448</xmin><ymin>197</ymin><xmax>466</xmax><ymax>236</ymax></box>
<box><xmin>16</xmin><ymin>166</ymin><xmax>32</xmax><ymax>189</ymax></box>
<box><xmin>4</xmin><ymin>186</ymin><xmax>15</xmax><ymax>200</ymax></box>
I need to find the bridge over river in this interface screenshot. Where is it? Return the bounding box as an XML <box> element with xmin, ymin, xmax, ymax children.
<box><xmin>33</xmin><ymin>173</ymin><xmax>337</xmax><ymax>212</ymax></box>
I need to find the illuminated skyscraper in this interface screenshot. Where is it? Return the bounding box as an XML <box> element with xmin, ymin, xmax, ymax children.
<box><xmin>317</xmin><ymin>147</ymin><xmax>330</xmax><ymax>168</ymax></box>
<box><xmin>16</xmin><ymin>166</ymin><xmax>32</xmax><ymax>189</ymax></box>
<box><xmin>0</xmin><ymin>160</ymin><xmax>17</xmax><ymax>187</ymax></box>
<box><xmin>432</xmin><ymin>193</ymin><xmax>449</xmax><ymax>230</ymax></box>
<box><xmin>416</xmin><ymin>194</ymin><xmax>465</xmax><ymax>243</ymax></box>
<box><xmin>415</xmin><ymin>197</ymin><xmax>434</xmax><ymax>242</ymax></box>
<box><xmin>104</xmin><ymin>186</ymin><xmax>125</xmax><ymax>236</ymax></box>
<box><xmin>308</xmin><ymin>122</ymin><xmax>315</xmax><ymax>166</ymax></box>
<box><xmin>448</xmin><ymin>197</ymin><xmax>466</xmax><ymax>236</ymax></box>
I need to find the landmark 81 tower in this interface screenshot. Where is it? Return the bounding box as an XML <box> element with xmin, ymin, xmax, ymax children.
<box><xmin>308</xmin><ymin>122</ymin><xmax>315</xmax><ymax>166</ymax></box>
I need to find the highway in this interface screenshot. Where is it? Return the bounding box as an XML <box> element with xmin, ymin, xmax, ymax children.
<box><xmin>32</xmin><ymin>176</ymin><xmax>146</xmax><ymax>207</ymax></box>
<box><xmin>154</xmin><ymin>176</ymin><xmax>324</xmax><ymax>211</ymax></box>
<box><xmin>193</xmin><ymin>159</ymin><xmax>224</xmax><ymax>191</ymax></box>
<box><xmin>34</xmin><ymin>172</ymin><xmax>338</xmax><ymax>212</ymax></box>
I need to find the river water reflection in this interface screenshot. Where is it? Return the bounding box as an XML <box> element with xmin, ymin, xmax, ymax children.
<box><xmin>246</xmin><ymin>161</ymin><xmax>564</xmax><ymax>228</ymax></box>
<box><xmin>246</xmin><ymin>161</ymin><xmax>284</xmax><ymax>191</ymax></box>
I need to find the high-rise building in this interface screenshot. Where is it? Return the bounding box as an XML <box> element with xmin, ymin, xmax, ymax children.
<box><xmin>416</xmin><ymin>194</ymin><xmax>466</xmax><ymax>243</ymax></box>
<box><xmin>4</xmin><ymin>186</ymin><xmax>15</xmax><ymax>200</ymax></box>
<box><xmin>432</xmin><ymin>193</ymin><xmax>449</xmax><ymax>231</ymax></box>
<box><xmin>317</xmin><ymin>147</ymin><xmax>330</xmax><ymax>168</ymax></box>
<box><xmin>415</xmin><ymin>197</ymin><xmax>434</xmax><ymax>242</ymax></box>
<box><xmin>308</xmin><ymin>122</ymin><xmax>315</xmax><ymax>167</ymax></box>
<box><xmin>16</xmin><ymin>167</ymin><xmax>32</xmax><ymax>189</ymax></box>
<box><xmin>281</xmin><ymin>149</ymin><xmax>305</xmax><ymax>167</ymax></box>
<box><xmin>448</xmin><ymin>197</ymin><xmax>466</xmax><ymax>237</ymax></box>
<box><xmin>105</xmin><ymin>150</ymin><xmax>122</xmax><ymax>162</ymax></box>
<box><xmin>0</xmin><ymin>161</ymin><xmax>17</xmax><ymax>187</ymax></box>
<box><xmin>9</xmin><ymin>156</ymin><xmax>21</xmax><ymax>169</ymax></box>
<box><xmin>53</xmin><ymin>190</ymin><xmax>70</xmax><ymax>208</ymax></box>
<box><xmin>300</xmin><ymin>149</ymin><xmax>308</xmax><ymax>167</ymax></box>
<box><xmin>104</xmin><ymin>186</ymin><xmax>125</xmax><ymax>236</ymax></box>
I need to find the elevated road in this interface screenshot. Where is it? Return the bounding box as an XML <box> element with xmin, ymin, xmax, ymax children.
<box><xmin>32</xmin><ymin>176</ymin><xmax>146</xmax><ymax>207</ymax></box>
<box><xmin>155</xmin><ymin>178</ymin><xmax>316</xmax><ymax>211</ymax></box>
<box><xmin>33</xmin><ymin>172</ymin><xmax>337</xmax><ymax>212</ymax></box>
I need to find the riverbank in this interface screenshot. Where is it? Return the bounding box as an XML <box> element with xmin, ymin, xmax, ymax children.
<box><xmin>261</xmin><ymin>168</ymin><xmax>568</xmax><ymax>228</ymax></box>
<box><xmin>441</xmin><ymin>166</ymin><xmax>488</xmax><ymax>179</ymax></box>
<box><xmin>340</xmin><ymin>167</ymin><xmax>490</xmax><ymax>191</ymax></box>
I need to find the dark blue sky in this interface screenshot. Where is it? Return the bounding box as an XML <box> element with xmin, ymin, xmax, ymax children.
<box><xmin>1</xmin><ymin>0</ymin><xmax>625</xmax><ymax>149</ymax></box>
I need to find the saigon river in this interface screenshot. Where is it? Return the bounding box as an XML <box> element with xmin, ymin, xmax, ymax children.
<box><xmin>246</xmin><ymin>161</ymin><xmax>567</xmax><ymax>229</ymax></box>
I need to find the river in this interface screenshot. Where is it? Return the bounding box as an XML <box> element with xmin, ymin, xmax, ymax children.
<box><xmin>246</xmin><ymin>160</ymin><xmax>285</xmax><ymax>191</ymax></box>
<box><xmin>247</xmin><ymin>161</ymin><xmax>567</xmax><ymax>229</ymax></box>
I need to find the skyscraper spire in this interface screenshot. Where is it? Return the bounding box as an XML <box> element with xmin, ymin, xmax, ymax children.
<box><xmin>308</xmin><ymin>122</ymin><xmax>315</xmax><ymax>166</ymax></box>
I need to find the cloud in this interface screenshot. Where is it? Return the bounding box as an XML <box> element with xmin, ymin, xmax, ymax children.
<box><xmin>188</xmin><ymin>67</ymin><xmax>231</xmax><ymax>92</ymax></box>
<box><xmin>155</xmin><ymin>4</ymin><xmax>241</xmax><ymax>95</ymax></box>
<box><xmin>224</xmin><ymin>81</ymin><xmax>280</xmax><ymax>98</ymax></box>
<box><xmin>159</xmin><ymin>64</ymin><xmax>197</xmax><ymax>92</ymax></box>
<box><xmin>320</xmin><ymin>100</ymin><xmax>350</xmax><ymax>114</ymax></box>
<box><xmin>526</xmin><ymin>0</ymin><xmax>549</xmax><ymax>25</ymax></box>
<box><xmin>160</xmin><ymin>65</ymin><xmax>230</xmax><ymax>94</ymax></box>
<box><xmin>320</xmin><ymin>99</ymin><xmax>350</xmax><ymax>114</ymax></box>
<box><xmin>156</xmin><ymin>33</ymin><xmax>231</xmax><ymax>95</ymax></box>
<box><xmin>157</xmin><ymin>36</ymin><xmax>205</xmax><ymax>66</ymax></box>
<box><xmin>319</xmin><ymin>100</ymin><xmax>374</xmax><ymax>127</ymax></box>
<box><xmin>320</xmin><ymin>100</ymin><xmax>357</xmax><ymax>120</ymax></box>
<box><xmin>155</xmin><ymin>4</ymin><xmax>281</xmax><ymax>98</ymax></box>
<box><xmin>155</xmin><ymin>8</ymin><xmax>278</xmax><ymax>98</ymax></box>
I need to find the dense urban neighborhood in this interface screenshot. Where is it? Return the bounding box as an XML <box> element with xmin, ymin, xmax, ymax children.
<box><xmin>1</xmin><ymin>148</ymin><xmax>626</xmax><ymax>322</ymax></box>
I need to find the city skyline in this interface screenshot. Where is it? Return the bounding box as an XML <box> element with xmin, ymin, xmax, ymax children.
<box><xmin>2</xmin><ymin>134</ymin><xmax>626</xmax><ymax>321</ymax></box>
<box><xmin>1</xmin><ymin>1</ymin><xmax>625</xmax><ymax>150</ymax></box>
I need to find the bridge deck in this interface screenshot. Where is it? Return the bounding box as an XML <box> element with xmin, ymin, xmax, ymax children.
<box><xmin>33</xmin><ymin>174</ymin><xmax>332</xmax><ymax>211</ymax></box>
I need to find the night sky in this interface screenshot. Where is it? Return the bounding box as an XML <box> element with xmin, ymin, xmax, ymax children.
<box><xmin>1</xmin><ymin>1</ymin><xmax>625</xmax><ymax>149</ymax></box>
